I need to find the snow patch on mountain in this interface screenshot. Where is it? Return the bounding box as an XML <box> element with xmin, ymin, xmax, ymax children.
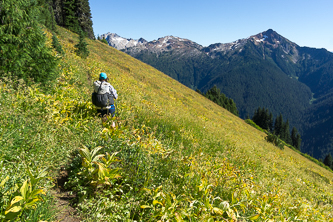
<box><xmin>205</xmin><ymin>38</ymin><xmax>248</xmax><ymax>56</ymax></box>
<box><xmin>101</xmin><ymin>33</ymin><xmax>146</xmax><ymax>50</ymax></box>
<box><xmin>256</xmin><ymin>35</ymin><xmax>268</xmax><ymax>42</ymax></box>
<box><xmin>102</xmin><ymin>29</ymin><xmax>305</xmax><ymax>63</ymax></box>
<box><xmin>102</xmin><ymin>33</ymin><xmax>203</xmax><ymax>56</ymax></box>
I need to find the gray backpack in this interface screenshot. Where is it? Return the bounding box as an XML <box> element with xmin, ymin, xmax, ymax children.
<box><xmin>92</xmin><ymin>81</ymin><xmax>114</xmax><ymax>107</ymax></box>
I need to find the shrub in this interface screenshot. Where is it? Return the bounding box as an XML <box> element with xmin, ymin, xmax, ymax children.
<box><xmin>245</xmin><ymin>119</ymin><xmax>264</xmax><ymax>132</ymax></box>
<box><xmin>265</xmin><ymin>133</ymin><xmax>284</xmax><ymax>150</ymax></box>
<box><xmin>100</xmin><ymin>38</ymin><xmax>108</xmax><ymax>45</ymax></box>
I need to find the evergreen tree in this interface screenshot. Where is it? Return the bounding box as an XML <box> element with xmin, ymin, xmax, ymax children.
<box><xmin>63</xmin><ymin>0</ymin><xmax>80</xmax><ymax>33</ymax></box>
<box><xmin>261</xmin><ymin>108</ymin><xmax>271</xmax><ymax>130</ymax></box>
<box><xmin>323</xmin><ymin>154</ymin><xmax>333</xmax><ymax>169</ymax></box>
<box><xmin>206</xmin><ymin>85</ymin><xmax>220</xmax><ymax>103</ymax></box>
<box><xmin>274</xmin><ymin>114</ymin><xmax>283</xmax><ymax>136</ymax></box>
<box><xmin>252</xmin><ymin>107</ymin><xmax>273</xmax><ymax>131</ymax></box>
<box><xmin>52</xmin><ymin>0</ymin><xmax>64</xmax><ymax>26</ymax></box>
<box><xmin>256</xmin><ymin>107</ymin><xmax>264</xmax><ymax>129</ymax></box>
<box><xmin>228</xmin><ymin>98</ymin><xmax>239</xmax><ymax>116</ymax></box>
<box><xmin>282</xmin><ymin>119</ymin><xmax>291</xmax><ymax>144</ymax></box>
<box><xmin>268</xmin><ymin>112</ymin><xmax>274</xmax><ymax>132</ymax></box>
<box><xmin>295</xmin><ymin>133</ymin><xmax>301</xmax><ymax>150</ymax></box>
<box><xmin>204</xmin><ymin>86</ymin><xmax>239</xmax><ymax>116</ymax></box>
<box><xmin>291</xmin><ymin>127</ymin><xmax>301</xmax><ymax>150</ymax></box>
<box><xmin>51</xmin><ymin>0</ymin><xmax>94</xmax><ymax>39</ymax></box>
<box><xmin>252</xmin><ymin>107</ymin><xmax>262</xmax><ymax>127</ymax></box>
<box><xmin>251</xmin><ymin>107</ymin><xmax>301</xmax><ymax>148</ymax></box>
<box><xmin>291</xmin><ymin>127</ymin><xmax>297</xmax><ymax>147</ymax></box>
<box><xmin>0</xmin><ymin>0</ymin><xmax>58</xmax><ymax>83</ymax></box>
<box><xmin>76</xmin><ymin>0</ymin><xmax>94</xmax><ymax>39</ymax></box>
<box><xmin>75</xmin><ymin>29</ymin><xmax>89</xmax><ymax>58</ymax></box>
<box><xmin>36</xmin><ymin>0</ymin><xmax>57</xmax><ymax>31</ymax></box>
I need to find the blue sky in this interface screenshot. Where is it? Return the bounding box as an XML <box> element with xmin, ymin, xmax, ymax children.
<box><xmin>90</xmin><ymin>0</ymin><xmax>333</xmax><ymax>51</ymax></box>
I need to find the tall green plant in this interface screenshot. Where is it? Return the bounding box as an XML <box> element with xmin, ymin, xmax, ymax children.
<box><xmin>77</xmin><ymin>146</ymin><xmax>121</xmax><ymax>187</ymax></box>
<box><xmin>0</xmin><ymin>0</ymin><xmax>58</xmax><ymax>84</ymax></box>
<box><xmin>1</xmin><ymin>167</ymin><xmax>48</xmax><ymax>221</ymax></box>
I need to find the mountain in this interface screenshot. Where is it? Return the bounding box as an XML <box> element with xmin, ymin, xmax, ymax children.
<box><xmin>101</xmin><ymin>33</ymin><xmax>203</xmax><ymax>54</ymax></box>
<box><xmin>103</xmin><ymin>29</ymin><xmax>333</xmax><ymax>160</ymax></box>
<box><xmin>100</xmin><ymin>32</ymin><xmax>147</xmax><ymax>50</ymax></box>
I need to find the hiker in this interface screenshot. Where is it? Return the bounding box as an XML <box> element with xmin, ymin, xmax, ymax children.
<box><xmin>92</xmin><ymin>72</ymin><xmax>118</xmax><ymax>119</ymax></box>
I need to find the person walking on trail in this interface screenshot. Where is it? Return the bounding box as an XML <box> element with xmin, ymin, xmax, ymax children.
<box><xmin>92</xmin><ymin>72</ymin><xmax>118</xmax><ymax>122</ymax></box>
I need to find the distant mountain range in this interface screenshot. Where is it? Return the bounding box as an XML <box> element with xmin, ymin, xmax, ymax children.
<box><xmin>101</xmin><ymin>29</ymin><xmax>333</xmax><ymax>160</ymax></box>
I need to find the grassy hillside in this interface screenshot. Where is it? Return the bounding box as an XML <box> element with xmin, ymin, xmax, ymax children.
<box><xmin>1</xmin><ymin>27</ymin><xmax>333</xmax><ymax>221</ymax></box>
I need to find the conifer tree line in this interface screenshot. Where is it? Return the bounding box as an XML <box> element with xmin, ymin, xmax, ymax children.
<box><xmin>6</xmin><ymin>0</ymin><xmax>95</xmax><ymax>39</ymax></box>
<box><xmin>11</xmin><ymin>0</ymin><xmax>96</xmax><ymax>39</ymax></box>
<box><xmin>251</xmin><ymin>107</ymin><xmax>302</xmax><ymax>150</ymax></box>
<box><xmin>197</xmin><ymin>86</ymin><xmax>239</xmax><ymax>116</ymax></box>
<box><xmin>0</xmin><ymin>0</ymin><xmax>93</xmax><ymax>84</ymax></box>
<box><xmin>0</xmin><ymin>0</ymin><xmax>59</xmax><ymax>83</ymax></box>
<box><xmin>52</xmin><ymin>0</ymin><xmax>94</xmax><ymax>39</ymax></box>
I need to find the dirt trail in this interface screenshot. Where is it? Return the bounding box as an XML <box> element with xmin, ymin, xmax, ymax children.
<box><xmin>53</xmin><ymin>170</ymin><xmax>81</xmax><ymax>222</ymax></box>
<box><xmin>53</xmin><ymin>191</ymin><xmax>80</xmax><ymax>222</ymax></box>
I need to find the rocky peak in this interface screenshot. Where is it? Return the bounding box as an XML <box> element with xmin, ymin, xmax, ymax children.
<box><xmin>101</xmin><ymin>33</ymin><xmax>146</xmax><ymax>50</ymax></box>
<box><xmin>251</xmin><ymin>29</ymin><xmax>300</xmax><ymax>62</ymax></box>
<box><xmin>101</xmin><ymin>32</ymin><xmax>203</xmax><ymax>55</ymax></box>
<box><xmin>204</xmin><ymin>38</ymin><xmax>248</xmax><ymax>55</ymax></box>
<box><xmin>249</xmin><ymin>29</ymin><xmax>298</xmax><ymax>49</ymax></box>
<box><xmin>144</xmin><ymin>36</ymin><xmax>202</xmax><ymax>52</ymax></box>
<box><xmin>205</xmin><ymin>29</ymin><xmax>288</xmax><ymax>54</ymax></box>
<box><xmin>102</xmin><ymin>29</ymin><xmax>303</xmax><ymax>62</ymax></box>
<box><xmin>138</xmin><ymin>38</ymin><xmax>147</xmax><ymax>44</ymax></box>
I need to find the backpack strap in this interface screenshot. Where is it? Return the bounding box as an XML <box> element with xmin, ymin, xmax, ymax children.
<box><xmin>96</xmin><ymin>81</ymin><xmax>103</xmax><ymax>93</ymax></box>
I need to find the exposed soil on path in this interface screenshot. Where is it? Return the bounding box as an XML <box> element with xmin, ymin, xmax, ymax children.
<box><xmin>53</xmin><ymin>169</ymin><xmax>81</xmax><ymax>222</ymax></box>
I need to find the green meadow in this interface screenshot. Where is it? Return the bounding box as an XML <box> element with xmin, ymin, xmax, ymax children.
<box><xmin>1</xmin><ymin>27</ymin><xmax>332</xmax><ymax>221</ymax></box>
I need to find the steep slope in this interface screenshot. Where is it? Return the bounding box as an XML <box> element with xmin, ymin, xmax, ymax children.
<box><xmin>106</xmin><ymin>29</ymin><xmax>317</xmax><ymax>122</ymax></box>
<box><xmin>1</xmin><ymin>27</ymin><xmax>333</xmax><ymax>221</ymax></box>
<box><xmin>105</xmin><ymin>29</ymin><xmax>333</xmax><ymax>159</ymax></box>
<box><xmin>58</xmin><ymin>27</ymin><xmax>333</xmax><ymax>220</ymax></box>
